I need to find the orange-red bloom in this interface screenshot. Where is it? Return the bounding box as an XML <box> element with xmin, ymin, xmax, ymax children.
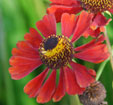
<box><xmin>9</xmin><ymin>11</ymin><xmax>109</xmax><ymax>103</ymax></box>
<box><xmin>47</xmin><ymin>0</ymin><xmax>112</xmax><ymax>27</ymax></box>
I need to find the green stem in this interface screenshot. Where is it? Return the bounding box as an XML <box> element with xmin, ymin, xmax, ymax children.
<box><xmin>104</xmin><ymin>27</ymin><xmax>113</xmax><ymax>71</ymax></box>
<box><xmin>70</xmin><ymin>95</ymin><xmax>81</xmax><ymax>105</ymax></box>
<box><xmin>96</xmin><ymin>59</ymin><xmax>109</xmax><ymax>81</ymax></box>
<box><xmin>74</xmin><ymin>95</ymin><xmax>81</xmax><ymax>105</ymax></box>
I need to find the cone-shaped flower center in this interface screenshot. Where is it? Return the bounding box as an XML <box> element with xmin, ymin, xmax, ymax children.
<box><xmin>79</xmin><ymin>81</ymin><xmax>106</xmax><ymax>105</ymax></box>
<box><xmin>39</xmin><ymin>35</ymin><xmax>74</xmax><ymax>69</ymax></box>
<box><xmin>80</xmin><ymin>0</ymin><xmax>113</xmax><ymax>13</ymax></box>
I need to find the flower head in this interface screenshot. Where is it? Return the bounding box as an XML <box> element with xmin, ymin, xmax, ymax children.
<box><xmin>47</xmin><ymin>0</ymin><xmax>112</xmax><ymax>28</ymax></box>
<box><xmin>39</xmin><ymin>35</ymin><xmax>74</xmax><ymax>69</ymax></box>
<box><xmin>80</xmin><ymin>0</ymin><xmax>113</xmax><ymax>13</ymax></box>
<box><xmin>79</xmin><ymin>81</ymin><xmax>107</xmax><ymax>105</ymax></box>
<box><xmin>9</xmin><ymin>11</ymin><xmax>109</xmax><ymax>103</ymax></box>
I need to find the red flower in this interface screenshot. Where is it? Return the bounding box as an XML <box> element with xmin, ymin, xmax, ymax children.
<box><xmin>47</xmin><ymin>0</ymin><xmax>112</xmax><ymax>26</ymax></box>
<box><xmin>83</xmin><ymin>13</ymin><xmax>112</xmax><ymax>38</ymax></box>
<box><xmin>9</xmin><ymin>11</ymin><xmax>109</xmax><ymax>103</ymax></box>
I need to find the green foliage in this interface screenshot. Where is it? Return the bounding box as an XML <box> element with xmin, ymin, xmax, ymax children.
<box><xmin>0</xmin><ymin>0</ymin><xmax>113</xmax><ymax>105</ymax></box>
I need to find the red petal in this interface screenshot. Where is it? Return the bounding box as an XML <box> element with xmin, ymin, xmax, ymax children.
<box><xmin>75</xmin><ymin>44</ymin><xmax>109</xmax><ymax>63</ymax></box>
<box><xmin>93</xmin><ymin>13</ymin><xmax>112</xmax><ymax>26</ymax></box>
<box><xmin>24</xmin><ymin>68</ymin><xmax>49</xmax><ymax>98</ymax></box>
<box><xmin>70</xmin><ymin>62</ymin><xmax>95</xmax><ymax>88</ymax></box>
<box><xmin>83</xmin><ymin>27</ymin><xmax>101</xmax><ymax>38</ymax></box>
<box><xmin>16</xmin><ymin>41</ymin><xmax>37</xmax><ymax>51</ymax></box>
<box><xmin>36</xmin><ymin>14</ymin><xmax>56</xmax><ymax>38</ymax></box>
<box><xmin>50</xmin><ymin>0</ymin><xmax>79</xmax><ymax>5</ymax></box>
<box><xmin>64</xmin><ymin>67</ymin><xmax>85</xmax><ymax>95</ymax></box>
<box><xmin>109</xmin><ymin>8</ymin><xmax>113</xmax><ymax>14</ymax></box>
<box><xmin>37</xmin><ymin>70</ymin><xmax>56</xmax><ymax>103</ymax></box>
<box><xmin>9</xmin><ymin>57</ymin><xmax>42</xmax><ymax>80</ymax></box>
<box><xmin>13</xmin><ymin>41</ymin><xmax>39</xmax><ymax>59</ymax></box>
<box><xmin>61</xmin><ymin>13</ymin><xmax>78</xmax><ymax>38</ymax></box>
<box><xmin>24</xmin><ymin>28</ymin><xmax>42</xmax><ymax>48</ymax></box>
<box><xmin>71</xmin><ymin>11</ymin><xmax>93</xmax><ymax>42</ymax></box>
<box><xmin>47</xmin><ymin>5</ymin><xmax>82</xmax><ymax>22</ymax></box>
<box><xmin>12</xmin><ymin>48</ymin><xmax>39</xmax><ymax>59</ymax></box>
<box><xmin>75</xmin><ymin>35</ymin><xmax>105</xmax><ymax>52</ymax></box>
<box><xmin>88</xmin><ymin>69</ymin><xmax>96</xmax><ymax>78</ymax></box>
<box><xmin>53</xmin><ymin>68</ymin><xmax>65</xmax><ymax>102</ymax></box>
<box><xmin>9</xmin><ymin>56</ymin><xmax>40</xmax><ymax>66</ymax></box>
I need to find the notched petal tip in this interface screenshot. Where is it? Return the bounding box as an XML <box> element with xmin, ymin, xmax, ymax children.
<box><xmin>53</xmin><ymin>68</ymin><xmax>65</xmax><ymax>102</ymax></box>
<box><xmin>64</xmin><ymin>66</ymin><xmax>85</xmax><ymax>95</ymax></box>
<box><xmin>70</xmin><ymin>61</ymin><xmax>95</xmax><ymax>88</ymax></box>
<box><xmin>9</xmin><ymin>57</ymin><xmax>42</xmax><ymax>80</ymax></box>
<box><xmin>47</xmin><ymin>5</ymin><xmax>82</xmax><ymax>22</ymax></box>
<box><xmin>75</xmin><ymin>43</ymin><xmax>109</xmax><ymax>63</ymax></box>
<box><xmin>24</xmin><ymin>68</ymin><xmax>49</xmax><ymax>98</ymax></box>
<box><xmin>36</xmin><ymin>14</ymin><xmax>56</xmax><ymax>38</ymax></box>
<box><xmin>61</xmin><ymin>13</ymin><xmax>77</xmax><ymax>38</ymax></box>
<box><xmin>36</xmin><ymin>70</ymin><xmax>56</xmax><ymax>103</ymax></box>
<box><xmin>71</xmin><ymin>11</ymin><xmax>93</xmax><ymax>42</ymax></box>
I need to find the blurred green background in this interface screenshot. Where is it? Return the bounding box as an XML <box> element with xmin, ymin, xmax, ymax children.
<box><xmin>0</xmin><ymin>0</ymin><xmax>113</xmax><ymax>105</ymax></box>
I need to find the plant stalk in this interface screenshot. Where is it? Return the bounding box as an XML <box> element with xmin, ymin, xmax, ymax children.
<box><xmin>104</xmin><ymin>27</ymin><xmax>113</xmax><ymax>71</ymax></box>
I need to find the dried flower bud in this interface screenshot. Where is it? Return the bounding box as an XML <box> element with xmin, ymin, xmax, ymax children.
<box><xmin>79</xmin><ymin>81</ymin><xmax>106</xmax><ymax>105</ymax></box>
<box><xmin>100</xmin><ymin>101</ymin><xmax>108</xmax><ymax>105</ymax></box>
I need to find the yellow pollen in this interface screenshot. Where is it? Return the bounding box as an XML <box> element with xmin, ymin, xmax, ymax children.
<box><xmin>80</xmin><ymin>0</ymin><xmax>113</xmax><ymax>13</ymax></box>
<box><xmin>42</xmin><ymin>37</ymin><xmax>68</xmax><ymax>57</ymax></box>
<box><xmin>39</xmin><ymin>35</ymin><xmax>74</xmax><ymax>69</ymax></box>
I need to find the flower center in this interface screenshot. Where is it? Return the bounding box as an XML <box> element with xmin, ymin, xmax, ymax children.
<box><xmin>39</xmin><ymin>35</ymin><xmax>74</xmax><ymax>69</ymax></box>
<box><xmin>80</xmin><ymin>0</ymin><xmax>113</xmax><ymax>13</ymax></box>
<box><xmin>79</xmin><ymin>81</ymin><xmax>106</xmax><ymax>105</ymax></box>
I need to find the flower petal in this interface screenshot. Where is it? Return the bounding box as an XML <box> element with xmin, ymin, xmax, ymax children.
<box><xmin>13</xmin><ymin>41</ymin><xmax>40</xmax><ymax>59</ymax></box>
<box><xmin>70</xmin><ymin>62</ymin><xmax>95</xmax><ymax>88</ymax></box>
<box><xmin>16</xmin><ymin>41</ymin><xmax>37</xmax><ymax>51</ymax></box>
<box><xmin>37</xmin><ymin>70</ymin><xmax>56</xmax><ymax>103</ymax></box>
<box><xmin>64</xmin><ymin>67</ymin><xmax>85</xmax><ymax>95</ymax></box>
<box><xmin>12</xmin><ymin>48</ymin><xmax>40</xmax><ymax>59</ymax></box>
<box><xmin>50</xmin><ymin>0</ymin><xmax>79</xmax><ymax>5</ymax></box>
<box><xmin>88</xmin><ymin>69</ymin><xmax>96</xmax><ymax>78</ymax></box>
<box><xmin>53</xmin><ymin>68</ymin><xmax>65</xmax><ymax>102</ymax></box>
<box><xmin>61</xmin><ymin>13</ymin><xmax>78</xmax><ymax>38</ymax></box>
<box><xmin>71</xmin><ymin>11</ymin><xmax>93</xmax><ymax>42</ymax></box>
<box><xmin>75</xmin><ymin>44</ymin><xmax>109</xmax><ymax>63</ymax></box>
<box><xmin>9</xmin><ymin>56</ymin><xmax>40</xmax><ymax>66</ymax></box>
<box><xmin>9</xmin><ymin>56</ymin><xmax>42</xmax><ymax>80</ymax></box>
<box><xmin>75</xmin><ymin>35</ymin><xmax>105</xmax><ymax>52</ymax></box>
<box><xmin>93</xmin><ymin>13</ymin><xmax>112</xmax><ymax>26</ymax></box>
<box><xmin>24</xmin><ymin>68</ymin><xmax>49</xmax><ymax>98</ymax></box>
<box><xmin>36</xmin><ymin>14</ymin><xmax>56</xmax><ymax>38</ymax></box>
<box><xmin>83</xmin><ymin>27</ymin><xmax>101</xmax><ymax>38</ymax></box>
<box><xmin>109</xmin><ymin>8</ymin><xmax>113</xmax><ymax>14</ymax></box>
<box><xmin>47</xmin><ymin>5</ymin><xmax>82</xmax><ymax>22</ymax></box>
<box><xmin>24</xmin><ymin>28</ymin><xmax>42</xmax><ymax>48</ymax></box>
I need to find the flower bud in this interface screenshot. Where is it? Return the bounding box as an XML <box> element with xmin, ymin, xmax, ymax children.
<box><xmin>79</xmin><ymin>81</ymin><xmax>107</xmax><ymax>105</ymax></box>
